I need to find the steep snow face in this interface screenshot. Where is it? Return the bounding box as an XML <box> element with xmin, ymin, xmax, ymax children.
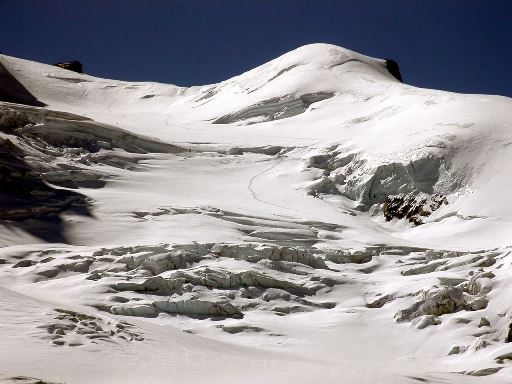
<box><xmin>1</xmin><ymin>44</ymin><xmax>512</xmax><ymax>383</ymax></box>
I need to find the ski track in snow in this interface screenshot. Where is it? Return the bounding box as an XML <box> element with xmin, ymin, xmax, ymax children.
<box><xmin>247</xmin><ymin>157</ymin><xmax>290</xmax><ymax>210</ymax></box>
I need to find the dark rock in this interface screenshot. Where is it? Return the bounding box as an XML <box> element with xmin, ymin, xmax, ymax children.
<box><xmin>478</xmin><ymin>317</ymin><xmax>491</xmax><ymax>327</ymax></box>
<box><xmin>506</xmin><ymin>322</ymin><xmax>512</xmax><ymax>342</ymax></box>
<box><xmin>383</xmin><ymin>193</ymin><xmax>448</xmax><ymax>225</ymax></box>
<box><xmin>306</xmin><ymin>155</ymin><xmax>329</xmax><ymax>170</ymax></box>
<box><xmin>12</xmin><ymin>259</ymin><xmax>36</xmax><ymax>268</ymax></box>
<box><xmin>53</xmin><ymin>61</ymin><xmax>83</xmax><ymax>73</ymax></box>
<box><xmin>385</xmin><ymin>59</ymin><xmax>403</xmax><ymax>82</ymax></box>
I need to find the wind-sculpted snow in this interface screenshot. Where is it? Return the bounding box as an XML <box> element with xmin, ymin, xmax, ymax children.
<box><xmin>1</xmin><ymin>43</ymin><xmax>512</xmax><ymax>383</ymax></box>
<box><xmin>212</xmin><ymin>92</ymin><xmax>334</xmax><ymax>124</ymax></box>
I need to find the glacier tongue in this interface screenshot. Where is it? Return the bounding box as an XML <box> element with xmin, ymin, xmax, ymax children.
<box><xmin>1</xmin><ymin>43</ymin><xmax>512</xmax><ymax>383</ymax></box>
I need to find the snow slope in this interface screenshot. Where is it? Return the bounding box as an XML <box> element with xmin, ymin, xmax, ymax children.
<box><xmin>1</xmin><ymin>43</ymin><xmax>512</xmax><ymax>383</ymax></box>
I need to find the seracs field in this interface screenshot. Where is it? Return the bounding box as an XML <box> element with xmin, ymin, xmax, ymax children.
<box><xmin>1</xmin><ymin>44</ymin><xmax>512</xmax><ymax>383</ymax></box>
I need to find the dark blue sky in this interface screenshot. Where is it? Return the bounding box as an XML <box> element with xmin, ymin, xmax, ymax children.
<box><xmin>1</xmin><ymin>1</ymin><xmax>511</xmax><ymax>96</ymax></box>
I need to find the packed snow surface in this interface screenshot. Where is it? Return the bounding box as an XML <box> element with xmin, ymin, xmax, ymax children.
<box><xmin>1</xmin><ymin>43</ymin><xmax>512</xmax><ymax>383</ymax></box>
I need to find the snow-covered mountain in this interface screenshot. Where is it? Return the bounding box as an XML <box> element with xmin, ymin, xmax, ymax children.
<box><xmin>1</xmin><ymin>43</ymin><xmax>511</xmax><ymax>383</ymax></box>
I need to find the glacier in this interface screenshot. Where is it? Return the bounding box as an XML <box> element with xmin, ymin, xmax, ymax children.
<box><xmin>0</xmin><ymin>43</ymin><xmax>512</xmax><ymax>383</ymax></box>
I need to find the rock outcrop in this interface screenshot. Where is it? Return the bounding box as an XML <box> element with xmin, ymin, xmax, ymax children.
<box><xmin>53</xmin><ymin>61</ymin><xmax>83</xmax><ymax>73</ymax></box>
<box><xmin>383</xmin><ymin>192</ymin><xmax>448</xmax><ymax>225</ymax></box>
<box><xmin>385</xmin><ymin>59</ymin><xmax>403</xmax><ymax>82</ymax></box>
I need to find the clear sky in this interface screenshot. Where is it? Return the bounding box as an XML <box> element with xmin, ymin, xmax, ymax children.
<box><xmin>1</xmin><ymin>1</ymin><xmax>511</xmax><ymax>96</ymax></box>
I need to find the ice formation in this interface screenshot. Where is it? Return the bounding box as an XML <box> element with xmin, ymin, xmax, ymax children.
<box><xmin>1</xmin><ymin>43</ymin><xmax>512</xmax><ymax>383</ymax></box>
